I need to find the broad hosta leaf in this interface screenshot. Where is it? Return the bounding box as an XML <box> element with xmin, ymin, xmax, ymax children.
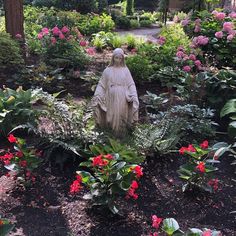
<box><xmin>220</xmin><ymin>99</ymin><xmax>236</xmax><ymax>118</ymax></box>
<box><xmin>162</xmin><ymin>218</ymin><xmax>180</xmax><ymax>235</ymax></box>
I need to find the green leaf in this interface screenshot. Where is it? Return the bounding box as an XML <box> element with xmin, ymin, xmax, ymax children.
<box><xmin>0</xmin><ymin>220</ymin><xmax>14</xmax><ymax>236</ymax></box>
<box><xmin>220</xmin><ymin>99</ymin><xmax>236</xmax><ymax>118</ymax></box>
<box><xmin>185</xmin><ymin>228</ymin><xmax>203</xmax><ymax>236</ymax></box>
<box><xmin>162</xmin><ymin>218</ymin><xmax>180</xmax><ymax>235</ymax></box>
<box><xmin>111</xmin><ymin>161</ymin><xmax>126</xmax><ymax>170</ymax></box>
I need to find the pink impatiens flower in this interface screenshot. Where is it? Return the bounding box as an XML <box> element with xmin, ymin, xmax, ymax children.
<box><xmin>227</xmin><ymin>34</ymin><xmax>234</xmax><ymax>41</ymax></box>
<box><xmin>176</xmin><ymin>50</ymin><xmax>185</xmax><ymax>58</ymax></box>
<box><xmin>52</xmin><ymin>26</ymin><xmax>61</xmax><ymax>36</ymax></box>
<box><xmin>181</xmin><ymin>19</ymin><xmax>190</xmax><ymax>26</ymax></box>
<box><xmin>229</xmin><ymin>12</ymin><xmax>236</xmax><ymax>18</ymax></box>
<box><xmin>59</xmin><ymin>33</ymin><xmax>65</xmax><ymax>40</ymax></box>
<box><xmin>215</xmin><ymin>31</ymin><xmax>224</xmax><ymax>39</ymax></box>
<box><xmin>51</xmin><ymin>37</ymin><xmax>57</xmax><ymax>45</ymax></box>
<box><xmin>194</xmin><ymin>25</ymin><xmax>201</xmax><ymax>33</ymax></box>
<box><xmin>152</xmin><ymin>215</ymin><xmax>162</xmax><ymax>229</ymax></box>
<box><xmin>195</xmin><ymin>60</ymin><xmax>201</xmax><ymax>67</ymax></box>
<box><xmin>189</xmin><ymin>54</ymin><xmax>196</xmax><ymax>61</ymax></box>
<box><xmin>37</xmin><ymin>32</ymin><xmax>44</xmax><ymax>40</ymax></box>
<box><xmin>86</xmin><ymin>47</ymin><xmax>96</xmax><ymax>55</ymax></box>
<box><xmin>42</xmin><ymin>27</ymin><xmax>49</xmax><ymax>35</ymax></box>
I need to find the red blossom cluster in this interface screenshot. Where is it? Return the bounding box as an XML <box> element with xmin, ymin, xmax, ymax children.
<box><xmin>92</xmin><ymin>154</ymin><xmax>113</xmax><ymax>167</ymax></box>
<box><xmin>70</xmin><ymin>175</ymin><xmax>83</xmax><ymax>194</ymax></box>
<box><xmin>126</xmin><ymin>180</ymin><xmax>139</xmax><ymax>200</ymax></box>
<box><xmin>208</xmin><ymin>178</ymin><xmax>219</xmax><ymax>191</ymax></box>
<box><xmin>149</xmin><ymin>215</ymin><xmax>163</xmax><ymax>236</ymax></box>
<box><xmin>196</xmin><ymin>162</ymin><xmax>206</xmax><ymax>173</ymax></box>
<box><xmin>130</xmin><ymin>165</ymin><xmax>143</xmax><ymax>178</ymax></box>
<box><xmin>179</xmin><ymin>140</ymin><xmax>209</xmax><ymax>155</ymax></box>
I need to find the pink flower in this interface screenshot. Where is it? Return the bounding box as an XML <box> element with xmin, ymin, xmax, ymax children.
<box><xmin>59</xmin><ymin>33</ymin><xmax>65</xmax><ymax>40</ymax></box>
<box><xmin>37</xmin><ymin>33</ymin><xmax>44</xmax><ymax>40</ymax></box>
<box><xmin>86</xmin><ymin>47</ymin><xmax>96</xmax><ymax>55</ymax></box>
<box><xmin>41</xmin><ymin>27</ymin><xmax>49</xmax><ymax>35</ymax></box>
<box><xmin>177</xmin><ymin>46</ymin><xmax>184</xmax><ymax>51</ymax></box>
<box><xmin>189</xmin><ymin>54</ymin><xmax>196</xmax><ymax>61</ymax></box>
<box><xmin>67</xmin><ymin>35</ymin><xmax>74</xmax><ymax>41</ymax></box>
<box><xmin>181</xmin><ymin>19</ymin><xmax>190</xmax><ymax>26</ymax></box>
<box><xmin>51</xmin><ymin>37</ymin><xmax>57</xmax><ymax>45</ymax></box>
<box><xmin>183</xmin><ymin>65</ymin><xmax>191</xmax><ymax>72</ymax></box>
<box><xmin>80</xmin><ymin>41</ymin><xmax>87</xmax><ymax>47</ymax></box>
<box><xmin>202</xmin><ymin>230</ymin><xmax>212</xmax><ymax>236</ymax></box>
<box><xmin>223</xmin><ymin>22</ymin><xmax>234</xmax><ymax>33</ymax></box>
<box><xmin>229</xmin><ymin>12</ymin><xmax>236</xmax><ymax>18</ymax></box>
<box><xmin>194</xmin><ymin>25</ymin><xmax>201</xmax><ymax>33</ymax></box>
<box><xmin>227</xmin><ymin>34</ymin><xmax>234</xmax><ymax>41</ymax></box>
<box><xmin>195</xmin><ymin>18</ymin><xmax>201</xmax><ymax>24</ymax></box>
<box><xmin>193</xmin><ymin>36</ymin><xmax>209</xmax><ymax>46</ymax></box>
<box><xmin>52</xmin><ymin>26</ymin><xmax>61</xmax><ymax>36</ymax></box>
<box><xmin>176</xmin><ymin>51</ymin><xmax>185</xmax><ymax>58</ymax></box>
<box><xmin>212</xmin><ymin>10</ymin><xmax>218</xmax><ymax>15</ymax></box>
<box><xmin>152</xmin><ymin>215</ymin><xmax>162</xmax><ymax>229</ymax></box>
<box><xmin>157</xmin><ymin>36</ymin><xmax>166</xmax><ymax>45</ymax></box>
<box><xmin>61</xmin><ymin>26</ymin><xmax>70</xmax><ymax>34</ymax></box>
<box><xmin>215</xmin><ymin>12</ymin><xmax>226</xmax><ymax>20</ymax></box>
<box><xmin>195</xmin><ymin>60</ymin><xmax>201</xmax><ymax>67</ymax></box>
<box><xmin>215</xmin><ymin>31</ymin><xmax>224</xmax><ymax>38</ymax></box>
<box><xmin>15</xmin><ymin>34</ymin><xmax>22</xmax><ymax>39</ymax></box>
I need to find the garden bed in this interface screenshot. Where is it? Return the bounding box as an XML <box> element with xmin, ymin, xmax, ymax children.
<box><xmin>0</xmin><ymin>151</ymin><xmax>235</xmax><ymax>236</ymax></box>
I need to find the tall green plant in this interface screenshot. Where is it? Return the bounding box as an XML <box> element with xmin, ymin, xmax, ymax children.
<box><xmin>98</xmin><ymin>0</ymin><xmax>108</xmax><ymax>13</ymax></box>
<box><xmin>126</xmin><ymin>0</ymin><xmax>134</xmax><ymax>16</ymax></box>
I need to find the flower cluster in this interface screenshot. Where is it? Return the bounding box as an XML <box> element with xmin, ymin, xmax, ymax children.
<box><xmin>130</xmin><ymin>165</ymin><xmax>143</xmax><ymax>178</ymax></box>
<box><xmin>157</xmin><ymin>36</ymin><xmax>166</xmax><ymax>45</ymax></box>
<box><xmin>176</xmin><ymin>46</ymin><xmax>203</xmax><ymax>72</ymax></box>
<box><xmin>178</xmin><ymin>140</ymin><xmax>220</xmax><ymax>192</ymax></box>
<box><xmin>70</xmin><ymin>175</ymin><xmax>83</xmax><ymax>194</ymax></box>
<box><xmin>92</xmin><ymin>154</ymin><xmax>113</xmax><ymax>167</ymax></box>
<box><xmin>150</xmin><ymin>215</ymin><xmax>163</xmax><ymax>236</ymax></box>
<box><xmin>215</xmin><ymin>21</ymin><xmax>236</xmax><ymax>42</ymax></box>
<box><xmin>0</xmin><ymin>134</ymin><xmax>42</xmax><ymax>183</ymax></box>
<box><xmin>192</xmin><ymin>35</ymin><xmax>209</xmax><ymax>47</ymax></box>
<box><xmin>126</xmin><ymin>180</ymin><xmax>139</xmax><ymax>200</ymax></box>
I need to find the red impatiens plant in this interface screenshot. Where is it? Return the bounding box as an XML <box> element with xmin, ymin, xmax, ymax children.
<box><xmin>178</xmin><ymin>140</ymin><xmax>221</xmax><ymax>192</ymax></box>
<box><xmin>70</xmin><ymin>153</ymin><xmax>143</xmax><ymax>214</ymax></box>
<box><xmin>0</xmin><ymin>134</ymin><xmax>42</xmax><ymax>184</ymax></box>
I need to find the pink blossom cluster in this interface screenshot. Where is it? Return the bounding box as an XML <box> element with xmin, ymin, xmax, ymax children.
<box><xmin>176</xmin><ymin>46</ymin><xmax>203</xmax><ymax>72</ymax></box>
<box><xmin>215</xmin><ymin>22</ymin><xmax>236</xmax><ymax>42</ymax></box>
<box><xmin>192</xmin><ymin>35</ymin><xmax>209</xmax><ymax>47</ymax></box>
<box><xmin>181</xmin><ymin>18</ymin><xmax>190</xmax><ymax>27</ymax></box>
<box><xmin>157</xmin><ymin>36</ymin><xmax>166</xmax><ymax>45</ymax></box>
<box><xmin>194</xmin><ymin>18</ymin><xmax>201</xmax><ymax>33</ymax></box>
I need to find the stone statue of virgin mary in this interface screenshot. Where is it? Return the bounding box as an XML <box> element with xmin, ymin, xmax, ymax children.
<box><xmin>91</xmin><ymin>48</ymin><xmax>139</xmax><ymax>136</ymax></box>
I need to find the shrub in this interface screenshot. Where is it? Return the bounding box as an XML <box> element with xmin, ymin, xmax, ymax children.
<box><xmin>182</xmin><ymin>10</ymin><xmax>236</xmax><ymax>69</ymax></box>
<box><xmin>178</xmin><ymin>141</ymin><xmax>221</xmax><ymax>193</ymax></box>
<box><xmin>71</xmin><ymin>152</ymin><xmax>143</xmax><ymax>214</ymax></box>
<box><xmin>130</xmin><ymin>19</ymin><xmax>140</xmax><ymax>28</ymax></box>
<box><xmin>126</xmin><ymin>0</ymin><xmax>134</xmax><ymax>16</ymax></box>
<box><xmin>115</xmin><ymin>16</ymin><xmax>131</xmax><ymax>29</ymax></box>
<box><xmin>0</xmin><ymin>32</ymin><xmax>24</xmax><ymax>73</ymax></box>
<box><xmin>0</xmin><ymin>134</ymin><xmax>42</xmax><ymax>185</ymax></box>
<box><xmin>125</xmin><ymin>34</ymin><xmax>137</xmax><ymax>50</ymax></box>
<box><xmin>140</xmin><ymin>19</ymin><xmax>152</xmax><ymax>27</ymax></box>
<box><xmin>0</xmin><ymin>87</ymin><xmax>38</xmax><ymax>136</ymax></box>
<box><xmin>37</xmin><ymin>26</ymin><xmax>89</xmax><ymax>69</ymax></box>
<box><xmin>126</xmin><ymin>54</ymin><xmax>154</xmax><ymax>82</ymax></box>
<box><xmin>76</xmin><ymin>0</ymin><xmax>97</xmax><ymax>13</ymax></box>
<box><xmin>92</xmin><ymin>35</ymin><xmax>106</xmax><ymax>52</ymax></box>
<box><xmin>109</xmin><ymin>35</ymin><xmax>123</xmax><ymax>49</ymax></box>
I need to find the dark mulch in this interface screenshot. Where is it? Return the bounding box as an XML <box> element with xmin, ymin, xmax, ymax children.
<box><xmin>0</xmin><ymin>149</ymin><xmax>235</xmax><ymax>236</ymax></box>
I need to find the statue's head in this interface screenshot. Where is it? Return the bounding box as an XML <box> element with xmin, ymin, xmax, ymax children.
<box><xmin>109</xmin><ymin>48</ymin><xmax>126</xmax><ymax>67</ymax></box>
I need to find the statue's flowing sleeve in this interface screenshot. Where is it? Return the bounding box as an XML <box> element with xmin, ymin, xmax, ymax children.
<box><xmin>91</xmin><ymin>70</ymin><xmax>108</xmax><ymax>126</ymax></box>
<box><xmin>126</xmin><ymin>67</ymin><xmax>139</xmax><ymax>122</ymax></box>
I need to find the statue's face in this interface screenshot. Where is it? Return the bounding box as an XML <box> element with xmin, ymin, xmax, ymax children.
<box><xmin>113</xmin><ymin>54</ymin><xmax>123</xmax><ymax>66</ymax></box>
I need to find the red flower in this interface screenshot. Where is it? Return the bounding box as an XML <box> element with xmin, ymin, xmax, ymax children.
<box><xmin>126</xmin><ymin>181</ymin><xmax>139</xmax><ymax>200</ymax></box>
<box><xmin>150</xmin><ymin>233</ymin><xmax>158</xmax><ymax>236</ymax></box>
<box><xmin>80</xmin><ymin>41</ymin><xmax>87</xmax><ymax>47</ymax></box>
<box><xmin>5</xmin><ymin>172</ymin><xmax>10</xmax><ymax>178</ymax></box>
<box><xmin>208</xmin><ymin>178</ymin><xmax>219</xmax><ymax>191</ymax></box>
<box><xmin>104</xmin><ymin>154</ymin><xmax>113</xmax><ymax>160</ymax></box>
<box><xmin>196</xmin><ymin>162</ymin><xmax>205</xmax><ymax>173</ymax></box>
<box><xmin>200</xmin><ymin>140</ymin><xmax>209</xmax><ymax>149</ymax></box>
<box><xmin>92</xmin><ymin>155</ymin><xmax>109</xmax><ymax>167</ymax></box>
<box><xmin>31</xmin><ymin>176</ymin><xmax>36</xmax><ymax>182</ymax></box>
<box><xmin>26</xmin><ymin>171</ymin><xmax>31</xmax><ymax>177</ymax></box>
<box><xmin>131</xmin><ymin>166</ymin><xmax>143</xmax><ymax>178</ymax></box>
<box><xmin>202</xmin><ymin>230</ymin><xmax>212</xmax><ymax>236</ymax></box>
<box><xmin>0</xmin><ymin>220</ymin><xmax>3</xmax><ymax>226</ymax></box>
<box><xmin>19</xmin><ymin>160</ymin><xmax>27</xmax><ymax>167</ymax></box>
<box><xmin>8</xmin><ymin>134</ymin><xmax>17</xmax><ymax>143</ymax></box>
<box><xmin>16</xmin><ymin>151</ymin><xmax>23</xmax><ymax>158</ymax></box>
<box><xmin>187</xmin><ymin>144</ymin><xmax>196</xmax><ymax>152</ymax></box>
<box><xmin>152</xmin><ymin>215</ymin><xmax>162</xmax><ymax>229</ymax></box>
<box><xmin>179</xmin><ymin>147</ymin><xmax>187</xmax><ymax>155</ymax></box>
<box><xmin>70</xmin><ymin>175</ymin><xmax>83</xmax><ymax>194</ymax></box>
<box><xmin>4</xmin><ymin>160</ymin><xmax>10</xmax><ymax>165</ymax></box>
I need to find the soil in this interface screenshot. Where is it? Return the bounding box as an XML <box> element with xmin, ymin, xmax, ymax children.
<box><xmin>0</xmin><ymin>148</ymin><xmax>235</xmax><ymax>236</ymax></box>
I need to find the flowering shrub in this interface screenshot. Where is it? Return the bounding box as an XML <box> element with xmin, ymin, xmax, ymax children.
<box><xmin>37</xmin><ymin>26</ymin><xmax>89</xmax><ymax>69</ymax></box>
<box><xmin>149</xmin><ymin>216</ymin><xmax>222</xmax><ymax>236</ymax></box>
<box><xmin>0</xmin><ymin>216</ymin><xmax>14</xmax><ymax>236</ymax></box>
<box><xmin>178</xmin><ymin>140</ymin><xmax>220</xmax><ymax>192</ymax></box>
<box><xmin>182</xmin><ymin>10</ymin><xmax>236</xmax><ymax>68</ymax></box>
<box><xmin>70</xmin><ymin>153</ymin><xmax>143</xmax><ymax>214</ymax></box>
<box><xmin>0</xmin><ymin>134</ymin><xmax>42</xmax><ymax>184</ymax></box>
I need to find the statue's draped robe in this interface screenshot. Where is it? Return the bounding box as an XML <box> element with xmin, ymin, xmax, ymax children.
<box><xmin>92</xmin><ymin>66</ymin><xmax>139</xmax><ymax>135</ymax></box>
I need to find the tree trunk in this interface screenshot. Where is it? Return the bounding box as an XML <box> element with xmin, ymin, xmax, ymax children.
<box><xmin>4</xmin><ymin>0</ymin><xmax>24</xmax><ymax>39</ymax></box>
